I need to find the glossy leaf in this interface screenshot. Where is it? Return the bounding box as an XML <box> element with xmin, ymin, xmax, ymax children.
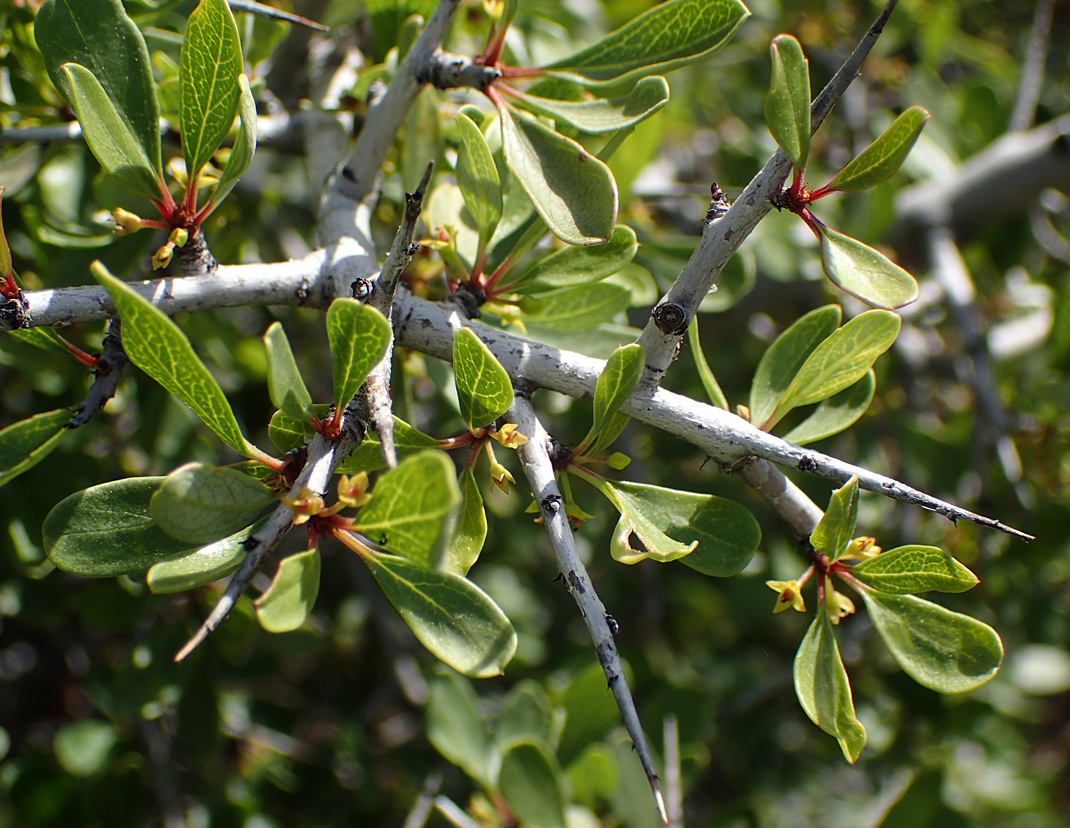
<box><xmin>60</xmin><ymin>64</ymin><xmax>162</xmax><ymax>199</ymax></box>
<box><xmin>543</xmin><ymin>0</ymin><xmax>749</xmax><ymax>87</ymax></box>
<box><xmin>427</xmin><ymin>671</ymin><xmax>493</xmax><ymax>787</ymax></box>
<box><xmin>498</xmin><ymin>103</ymin><xmax>617</xmax><ymax>246</ymax></box>
<box><xmin>264</xmin><ymin>322</ymin><xmax>316</xmax><ymax>423</ymax></box>
<box><xmin>36</xmin><ymin>0</ymin><xmax>161</xmax><ymax>182</ymax></box>
<box><xmin>44</xmin><ymin>477</ymin><xmax>193</xmax><ymax>577</ymax></box>
<box><xmin>150</xmin><ymin>462</ymin><xmax>276</xmax><ymax>544</ymax></box>
<box><xmin>181</xmin><ymin>0</ymin><xmax>243</xmax><ymax>178</ymax></box>
<box><xmin>581</xmin><ymin>343</ymin><xmax>643</xmax><ymax>452</ymax></box>
<box><xmin>818</xmin><ymin>225</ymin><xmax>920</xmax><ymax>310</ymax></box>
<box><xmin>776</xmin><ymin>310</ymin><xmax>900</xmax><ymax>421</ymax></box>
<box><xmin>93</xmin><ymin>263</ymin><xmax>255</xmax><ymax>457</ymax></box>
<box><xmin>353</xmin><ymin>450</ymin><xmax>460</xmax><ymax>567</ymax></box>
<box><xmin>452</xmin><ymin>327</ymin><xmax>514</xmax><ymax>431</ymax></box>
<box><xmin>810</xmin><ymin>476</ymin><xmax>858</xmax><ymax>563</ymax></box>
<box><xmin>255</xmin><ymin>548</ymin><xmax>321</xmax><ymax>633</ymax></box>
<box><xmin>782</xmin><ymin>371</ymin><xmax>874</xmax><ymax>445</ymax></box>
<box><xmin>446</xmin><ymin>468</ymin><xmax>487</xmax><ymax>576</ymax></box>
<box><xmin>522</xmin><ymin>282</ymin><xmax>631</xmax><ymax>329</ymax></box>
<box><xmin>850</xmin><ymin>545</ymin><xmax>979</xmax><ymax>594</ymax></box>
<box><xmin>509</xmin><ymin>76</ymin><xmax>670</xmax><ymax>134</ymax></box>
<box><xmin>860</xmin><ymin>591</ymin><xmax>1003</xmax><ymax>693</ymax></box>
<box><xmin>456</xmin><ymin>111</ymin><xmax>502</xmax><ymax>249</ymax></box>
<box><xmin>0</xmin><ymin>409</ymin><xmax>70</xmax><ymax>488</ymax></box>
<box><xmin>208</xmin><ymin>73</ymin><xmax>257</xmax><ymax>211</ymax></box>
<box><xmin>794</xmin><ymin>610</ymin><xmax>867</xmax><ymax>762</ymax></box>
<box><xmin>326</xmin><ymin>299</ymin><xmax>391</xmax><ymax>411</ymax></box>
<box><xmin>146</xmin><ymin>521</ymin><xmax>263</xmax><ymax>594</ymax></box>
<box><xmin>511</xmin><ymin>226</ymin><xmax>638</xmax><ymax>292</ymax></box>
<box><xmin>766</xmin><ymin>34</ymin><xmax>811</xmax><ymax>169</ymax></box>
<box><xmin>750</xmin><ymin>305</ymin><xmax>841</xmax><ymax>430</ymax></box>
<box><xmin>826</xmin><ymin>106</ymin><xmax>930</xmax><ymax>192</ymax></box>
<box><xmin>362</xmin><ymin>551</ymin><xmax>517</xmax><ymax>678</ymax></box>
<box><xmin>499</xmin><ymin>741</ymin><xmax>567</xmax><ymax>828</ymax></box>
<box><xmin>688</xmin><ymin>318</ymin><xmax>729</xmax><ymax>410</ymax></box>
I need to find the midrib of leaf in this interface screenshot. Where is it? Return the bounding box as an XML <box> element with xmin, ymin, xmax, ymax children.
<box><xmin>182</xmin><ymin>0</ymin><xmax>241</xmax><ymax>176</ymax></box>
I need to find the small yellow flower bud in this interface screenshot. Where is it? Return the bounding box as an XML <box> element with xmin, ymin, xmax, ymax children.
<box><xmin>490</xmin><ymin>461</ymin><xmax>515</xmax><ymax>491</ymax></box>
<box><xmin>111</xmin><ymin>208</ymin><xmax>143</xmax><ymax>235</ymax></box>
<box><xmin>490</xmin><ymin>423</ymin><xmax>529</xmax><ymax>449</ymax></box>
<box><xmin>283</xmin><ymin>487</ymin><xmax>325</xmax><ymax>525</ymax></box>
<box><xmin>151</xmin><ymin>242</ymin><xmax>175</xmax><ymax>270</ymax></box>
<box><xmin>843</xmin><ymin>536</ymin><xmax>881</xmax><ymax>560</ymax></box>
<box><xmin>169</xmin><ymin>227</ymin><xmax>189</xmax><ymax>248</ymax></box>
<box><xmin>825</xmin><ymin>583</ymin><xmax>856</xmax><ymax>624</ymax></box>
<box><xmin>606</xmin><ymin>452</ymin><xmax>631</xmax><ymax>470</ymax></box>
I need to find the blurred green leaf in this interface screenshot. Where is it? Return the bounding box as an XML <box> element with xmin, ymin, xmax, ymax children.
<box><xmin>782</xmin><ymin>370</ymin><xmax>874</xmax><ymax>445</ymax></box>
<box><xmin>766</xmin><ymin>34</ymin><xmax>810</xmax><ymax>170</ymax></box>
<box><xmin>818</xmin><ymin>226</ymin><xmax>920</xmax><ymax>310</ymax></box>
<box><xmin>508</xmin><ymin>76</ymin><xmax>670</xmax><ymax>134</ymax></box>
<box><xmin>496</xmin><ymin>681</ymin><xmax>555</xmax><ymax>752</ymax></box>
<box><xmin>452</xmin><ymin>327</ymin><xmax>514</xmax><ymax>431</ymax></box>
<box><xmin>255</xmin><ymin>548</ymin><xmax>321</xmax><ymax>633</ymax></box>
<box><xmin>0</xmin><ymin>408</ymin><xmax>70</xmax><ymax>489</ymax></box>
<box><xmin>446</xmin><ymin>467</ymin><xmax>487</xmax><ymax>576</ymax></box>
<box><xmin>53</xmin><ymin>720</ymin><xmax>117</xmax><ymax>778</ymax></box>
<box><xmin>150</xmin><ymin>462</ymin><xmax>276</xmax><ymax>545</ymax></box>
<box><xmin>810</xmin><ymin>475</ymin><xmax>858</xmax><ymax>563</ymax></box>
<box><xmin>427</xmin><ymin>670</ymin><xmax>493</xmax><ymax>787</ymax></box>
<box><xmin>498</xmin><ymin>741</ymin><xmax>566</xmax><ymax>828</ymax></box>
<box><xmin>826</xmin><ymin>107</ymin><xmax>930</xmax><ymax>192</ymax></box>
<box><xmin>850</xmin><ymin>546</ymin><xmax>979</xmax><ymax>594</ymax></box>
<box><xmin>326</xmin><ymin>298</ymin><xmax>391</xmax><ymax>411</ymax></box>
<box><xmin>264</xmin><ymin>321</ymin><xmax>316</xmax><ymax>424</ymax></box>
<box><xmin>557</xmin><ymin>663</ymin><xmax>620</xmax><ymax>765</ymax></box>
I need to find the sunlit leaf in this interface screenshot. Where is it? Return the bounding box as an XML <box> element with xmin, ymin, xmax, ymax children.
<box><xmin>818</xmin><ymin>225</ymin><xmax>919</xmax><ymax>310</ymax></box>
<box><xmin>508</xmin><ymin>76</ymin><xmax>670</xmax><ymax>134</ymax></box>
<box><xmin>150</xmin><ymin>462</ymin><xmax>276</xmax><ymax>545</ymax></box>
<box><xmin>0</xmin><ymin>409</ymin><xmax>70</xmax><ymax>488</ymax></box>
<box><xmin>207</xmin><ymin>73</ymin><xmax>257</xmax><ymax>211</ymax></box>
<box><xmin>521</xmin><ymin>282</ymin><xmax>631</xmax><ymax>329</ymax></box>
<box><xmin>765</xmin><ymin>34</ymin><xmax>810</xmax><ymax>169</ymax></box>
<box><xmin>499</xmin><ymin>741</ymin><xmax>567</xmax><ymax>828</ymax></box>
<box><xmin>255</xmin><ymin>548</ymin><xmax>321</xmax><ymax>633</ymax></box>
<box><xmin>326</xmin><ymin>299</ymin><xmax>391</xmax><ymax>411</ymax></box>
<box><xmin>147</xmin><ymin>520</ymin><xmax>263</xmax><ymax>594</ymax></box>
<box><xmin>782</xmin><ymin>371</ymin><xmax>874</xmax><ymax>445</ymax></box>
<box><xmin>511</xmin><ymin>226</ymin><xmax>638</xmax><ymax>293</ymax></box>
<box><xmin>826</xmin><ymin>106</ymin><xmax>930</xmax><ymax>192</ymax></box>
<box><xmin>446</xmin><ymin>468</ymin><xmax>487</xmax><ymax>576</ymax></box>
<box><xmin>580</xmin><ymin>343</ymin><xmax>643</xmax><ymax>453</ymax></box>
<box><xmin>456</xmin><ymin>111</ymin><xmax>502</xmax><ymax>250</ymax></box>
<box><xmin>689</xmin><ymin>319</ymin><xmax>729</xmax><ymax>410</ymax></box>
<box><xmin>452</xmin><ymin>327</ymin><xmax>514</xmax><ymax>431</ymax></box>
<box><xmin>264</xmin><ymin>321</ymin><xmax>316</xmax><ymax>424</ymax></box>
<box><xmin>810</xmin><ymin>476</ymin><xmax>858</xmax><ymax>562</ymax></box>
<box><xmin>850</xmin><ymin>545</ymin><xmax>979</xmax><ymax>594</ymax></box>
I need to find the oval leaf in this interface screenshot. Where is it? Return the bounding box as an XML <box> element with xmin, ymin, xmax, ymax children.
<box><xmin>452</xmin><ymin>327</ymin><xmax>514</xmax><ymax>431</ymax></box>
<box><xmin>498</xmin><ymin>741</ymin><xmax>567</xmax><ymax>828</ymax></box>
<box><xmin>510</xmin><ymin>225</ymin><xmax>638</xmax><ymax>292</ymax></box>
<box><xmin>521</xmin><ymin>282</ymin><xmax>631</xmax><ymax>329</ymax></box>
<box><xmin>860</xmin><ymin>591</ymin><xmax>1003</xmax><ymax>693</ymax></box>
<box><xmin>255</xmin><ymin>548</ymin><xmax>321</xmax><ymax>633</ymax></box>
<box><xmin>207</xmin><ymin>73</ymin><xmax>258</xmax><ymax>211</ymax></box>
<box><xmin>765</xmin><ymin>34</ymin><xmax>811</xmax><ymax>170</ymax></box>
<box><xmin>782</xmin><ymin>370</ymin><xmax>874</xmax><ymax>445</ymax></box>
<box><xmin>509</xmin><ymin>76</ymin><xmax>670</xmax><ymax>134</ymax></box>
<box><xmin>181</xmin><ymin>0</ymin><xmax>243</xmax><ymax>178</ymax></box>
<box><xmin>0</xmin><ymin>409</ymin><xmax>71</xmax><ymax>488</ymax></box>
<box><xmin>427</xmin><ymin>671</ymin><xmax>493</xmax><ymax>788</ymax></box>
<box><xmin>580</xmin><ymin>343</ymin><xmax>643</xmax><ymax>453</ymax></box>
<box><xmin>851</xmin><ymin>546</ymin><xmax>979</xmax><ymax>594</ymax></box>
<box><xmin>543</xmin><ymin>0</ymin><xmax>749</xmax><ymax>87</ymax></box>
<box><xmin>793</xmin><ymin>611</ymin><xmax>867</xmax><ymax>762</ymax></box>
<box><xmin>44</xmin><ymin>477</ymin><xmax>193</xmax><ymax>577</ymax></box>
<box><xmin>446</xmin><ymin>467</ymin><xmax>487</xmax><ymax>576</ymax></box>
<box><xmin>93</xmin><ymin>262</ymin><xmax>255</xmax><ymax>457</ymax></box>
<box><xmin>827</xmin><ymin>106</ymin><xmax>930</xmax><ymax>192</ymax></box>
<box><xmin>326</xmin><ymin>298</ymin><xmax>391</xmax><ymax>410</ymax></box>
<box><xmin>150</xmin><ymin>462</ymin><xmax>276</xmax><ymax>544</ymax></box>
<box><xmin>362</xmin><ymin>551</ymin><xmax>517</xmax><ymax>678</ymax></box>
<box><xmin>810</xmin><ymin>475</ymin><xmax>858</xmax><ymax>563</ymax></box>
<box><xmin>353</xmin><ymin>450</ymin><xmax>461</xmax><ymax>567</ymax></box>
<box><xmin>456</xmin><ymin>111</ymin><xmax>502</xmax><ymax>248</ymax></box>
<box><xmin>819</xmin><ymin>226</ymin><xmax>920</xmax><ymax>310</ymax></box>
<box><xmin>264</xmin><ymin>322</ymin><xmax>316</xmax><ymax>423</ymax></box>
<box><xmin>499</xmin><ymin>103</ymin><xmax>617</xmax><ymax>246</ymax></box>
<box><xmin>146</xmin><ymin>521</ymin><xmax>262</xmax><ymax>594</ymax></box>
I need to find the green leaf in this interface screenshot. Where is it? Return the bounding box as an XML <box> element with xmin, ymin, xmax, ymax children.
<box><xmin>60</xmin><ymin>64</ymin><xmax>162</xmax><ymax>200</ymax></box>
<box><xmin>810</xmin><ymin>476</ymin><xmax>858</xmax><ymax>563</ymax></box>
<box><xmin>850</xmin><ymin>545</ymin><xmax>979</xmax><ymax>594</ymax></box>
<box><xmin>496</xmin><ymin>682</ymin><xmax>555</xmax><ymax>752</ymax></box>
<box><xmin>44</xmin><ymin>477</ymin><xmax>194</xmax><ymax>577</ymax></box>
<box><xmin>498</xmin><ymin>742</ymin><xmax>567</xmax><ymax>828</ymax></box>
<box><xmin>325</xmin><ymin>298</ymin><xmax>392</xmax><ymax>410</ymax></box>
<box><xmin>765</xmin><ymin>34</ymin><xmax>811</xmax><ymax>169</ymax></box>
<box><xmin>818</xmin><ymin>226</ymin><xmax>920</xmax><ymax>310</ymax></box>
<box><xmin>53</xmin><ymin>720</ymin><xmax>117</xmax><ymax>778</ymax></box>
<box><xmin>353</xmin><ymin>450</ymin><xmax>460</xmax><ymax>567</ymax></box>
<box><xmin>207</xmin><ymin>73</ymin><xmax>257</xmax><ymax>211</ymax></box>
<box><xmin>427</xmin><ymin>671</ymin><xmax>493</xmax><ymax>788</ymax></box>
<box><xmin>267</xmin><ymin>404</ymin><xmax>331</xmax><ymax>453</ymax></box>
<box><xmin>455</xmin><ymin>111</ymin><xmax>502</xmax><ymax>250</ymax></box>
<box><xmin>826</xmin><ymin>107</ymin><xmax>930</xmax><ymax>192</ymax></box>
<box><xmin>782</xmin><ymin>371</ymin><xmax>874</xmax><ymax>445</ymax></box>
<box><xmin>452</xmin><ymin>327</ymin><xmax>514</xmax><ymax>431</ymax></box>
<box><xmin>859</xmin><ymin>591</ymin><xmax>1003</xmax><ymax>693</ymax></box>
<box><xmin>362</xmin><ymin>551</ymin><xmax>517</xmax><ymax>678</ymax></box>
<box><xmin>557</xmin><ymin>662</ymin><xmax>621</xmax><ymax>764</ymax></box>
<box><xmin>508</xmin><ymin>76</ymin><xmax>670</xmax><ymax>134</ymax></box>
<box><xmin>688</xmin><ymin>319</ymin><xmax>729</xmax><ymax>410</ymax></box>
<box><xmin>521</xmin><ymin>282</ymin><xmax>631</xmax><ymax>329</ymax></box>
<box><xmin>0</xmin><ymin>188</ymin><xmax>11</xmax><ymax>279</ymax></box>
<box><xmin>775</xmin><ymin>310</ymin><xmax>900</xmax><ymax>423</ymax></box>
<box><xmin>543</xmin><ymin>0</ymin><xmax>749</xmax><ymax>87</ymax></box>
<box><xmin>446</xmin><ymin>468</ymin><xmax>487</xmax><ymax>576</ymax></box>
<box><xmin>580</xmin><ymin>343</ymin><xmax>643</xmax><ymax>452</ymax></box>
<box><xmin>511</xmin><ymin>226</ymin><xmax>638</xmax><ymax>292</ymax></box>
<box><xmin>150</xmin><ymin>462</ymin><xmax>276</xmax><ymax>545</ymax></box>
<box><xmin>794</xmin><ymin>611</ymin><xmax>867</xmax><ymax>762</ymax></box>
<box><xmin>93</xmin><ymin>262</ymin><xmax>256</xmax><ymax>458</ymax></box>
<box><xmin>750</xmin><ymin>305</ymin><xmax>842</xmax><ymax>430</ymax></box>
<box><xmin>146</xmin><ymin>521</ymin><xmax>262</xmax><ymax>594</ymax></box>
<box><xmin>6</xmin><ymin>327</ymin><xmax>74</xmax><ymax>357</ymax></box>
<box><xmin>0</xmin><ymin>409</ymin><xmax>70</xmax><ymax>488</ymax></box>
<box><xmin>36</xmin><ymin>0</ymin><xmax>162</xmax><ymax>181</ymax></box>
<box><xmin>181</xmin><ymin>0</ymin><xmax>243</xmax><ymax>179</ymax></box>
<box><xmin>498</xmin><ymin>103</ymin><xmax>618</xmax><ymax>246</ymax></box>
<box><xmin>592</xmin><ymin>411</ymin><xmax>631</xmax><ymax>455</ymax></box>
<box><xmin>255</xmin><ymin>548</ymin><xmax>321</xmax><ymax>633</ymax></box>
<box><xmin>264</xmin><ymin>321</ymin><xmax>316</xmax><ymax>423</ymax></box>
<box><xmin>335</xmin><ymin>417</ymin><xmax>441</xmax><ymax>474</ymax></box>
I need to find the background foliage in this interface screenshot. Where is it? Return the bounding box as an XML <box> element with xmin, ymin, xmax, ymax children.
<box><xmin>1</xmin><ymin>0</ymin><xmax>1068</xmax><ymax>826</ymax></box>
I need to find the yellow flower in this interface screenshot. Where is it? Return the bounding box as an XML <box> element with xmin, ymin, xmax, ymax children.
<box><xmin>337</xmin><ymin>473</ymin><xmax>371</xmax><ymax>509</ymax></box>
<box><xmin>766</xmin><ymin>579</ymin><xmax>806</xmax><ymax>614</ymax></box>
<box><xmin>842</xmin><ymin>536</ymin><xmax>881</xmax><ymax>560</ymax></box>
<box><xmin>490</xmin><ymin>423</ymin><xmax>528</xmax><ymax>449</ymax></box>
<box><xmin>284</xmin><ymin>487</ymin><xmax>325</xmax><ymax>525</ymax></box>
<box><xmin>825</xmin><ymin>583</ymin><xmax>856</xmax><ymax>624</ymax></box>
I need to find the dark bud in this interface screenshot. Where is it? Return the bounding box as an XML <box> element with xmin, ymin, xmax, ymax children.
<box><xmin>652</xmin><ymin>302</ymin><xmax>689</xmax><ymax>336</ymax></box>
<box><xmin>704</xmin><ymin>182</ymin><xmax>731</xmax><ymax>224</ymax></box>
<box><xmin>351</xmin><ymin>278</ymin><xmax>373</xmax><ymax>302</ymax></box>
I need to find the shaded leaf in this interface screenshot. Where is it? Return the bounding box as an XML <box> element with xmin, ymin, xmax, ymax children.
<box><xmin>509</xmin><ymin>76</ymin><xmax>670</xmax><ymax>134</ymax></box>
<box><xmin>427</xmin><ymin>671</ymin><xmax>493</xmax><ymax>788</ymax></box>
<box><xmin>765</xmin><ymin>34</ymin><xmax>811</xmax><ymax>169</ymax></box>
<box><xmin>208</xmin><ymin>73</ymin><xmax>257</xmax><ymax>211</ymax></box>
<box><xmin>456</xmin><ymin>111</ymin><xmax>502</xmax><ymax>249</ymax></box>
<box><xmin>557</xmin><ymin>663</ymin><xmax>621</xmax><ymax>764</ymax></box>
<box><xmin>267</xmin><ymin>404</ymin><xmax>331</xmax><ymax>453</ymax></box>
<box><xmin>264</xmin><ymin>321</ymin><xmax>315</xmax><ymax>423</ymax></box>
<box><xmin>335</xmin><ymin>418</ymin><xmax>441</xmax><ymax>474</ymax></box>
<box><xmin>255</xmin><ymin>548</ymin><xmax>321</xmax><ymax>633</ymax></box>
<box><xmin>810</xmin><ymin>476</ymin><xmax>858</xmax><ymax>563</ymax></box>
<box><xmin>499</xmin><ymin>741</ymin><xmax>567</xmax><ymax>828</ymax></box>
<box><xmin>93</xmin><ymin>262</ymin><xmax>255</xmax><ymax>457</ymax></box>
<box><xmin>850</xmin><ymin>545</ymin><xmax>979</xmax><ymax>594</ymax></box>
<box><xmin>689</xmin><ymin>318</ymin><xmax>729</xmax><ymax>410</ymax></box>
<box><xmin>496</xmin><ymin>682</ymin><xmax>555</xmax><ymax>752</ymax></box>
<box><xmin>452</xmin><ymin>327</ymin><xmax>514</xmax><ymax>431</ymax></box>
<box><xmin>826</xmin><ymin>106</ymin><xmax>930</xmax><ymax>192</ymax></box>
<box><xmin>446</xmin><ymin>468</ymin><xmax>487</xmax><ymax>576</ymax></box>
<box><xmin>150</xmin><ymin>462</ymin><xmax>276</xmax><ymax>544</ymax></box>
<box><xmin>147</xmin><ymin>521</ymin><xmax>263</xmax><ymax>594</ymax></box>
<box><xmin>499</xmin><ymin>103</ymin><xmax>617</xmax><ymax>246</ymax></box>
<box><xmin>581</xmin><ymin>343</ymin><xmax>643</xmax><ymax>452</ymax></box>
<box><xmin>510</xmin><ymin>225</ymin><xmax>638</xmax><ymax>292</ymax></box>
<box><xmin>819</xmin><ymin>225</ymin><xmax>919</xmax><ymax>310</ymax></box>
<box><xmin>44</xmin><ymin>477</ymin><xmax>193</xmax><ymax>577</ymax></box>
<box><xmin>7</xmin><ymin>327</ymin><xmax>75</xmax><ymax>358</ymax></box>
<box><xmin>0</xmin><ymin>409</ymin><xmax>71</xmax><ymax>488</ymax></box>
<box><xmin>859</xmin><ymin>591</ymin><xmax>1003</xmax><ymax>693</ymax></box>
<box><xmin>544</xmin><ymin>0</ymin><xmax>749</xmax><ymax>87</ymax></box>
<box><xmin>362</xmin><ymin>551</ymin><xmax>517</xmax><ymax>678</ymax></box>
<box><xmin>782</xmin><ymin>371</ymin><xmax>874</xmax><ymax>445</ymax></box>
<box><xmin>522</xmin><ymin>282</ymin><xmax>631</xmax><ymax>329</ymax></box>
<box><xmin>326</xmin><ymin>298</ymin><xmax>391</xmax><ymax>410</ymax></box>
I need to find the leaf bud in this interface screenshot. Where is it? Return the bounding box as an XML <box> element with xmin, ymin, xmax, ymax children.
<box><xmin>606</xmin><ymin>452</ymin><xmax>631</xmax><ymax>470</ymax></box>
